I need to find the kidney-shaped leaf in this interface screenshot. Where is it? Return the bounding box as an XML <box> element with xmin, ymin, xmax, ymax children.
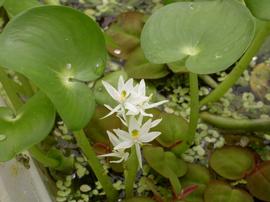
<box><xmin>245</xmin><ymin>0</ymin><xmax>270</xmax><ymax>21</ymax></box>
<box><xmin>0</xmin><ymin>92</ymin><xmax>55</xmax><ymax>162</ymax></box>
<box><xmin>141</xmin><ymin>0</ymin><xmax>255</xmax><ymax>74</ymax></box>
<box><xmin>0</xmin><ymin>6</ymin><xmax>106</xmax><ymax>130</ymax></box>
<box><xmin>247</xmin><ymin>161</ymin><xmax>270</xmax><ymax>202</ymax></box>
<box><xmin>204</xmin><ymin>181</ymin><xmax>253</xmax><ymax>202</ymax></box>
<box><xmin>210</xmin><ymin>146</ymin><xmax>255</xmax><ymax>180</ymax></box>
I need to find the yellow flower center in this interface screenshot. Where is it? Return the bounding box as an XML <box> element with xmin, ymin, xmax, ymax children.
<box><xmin>120</xmin><ymin>90</ymin><xmax>127</xmax><ymax>101</ymax></box>
<box><xmin>131</xmin><ymin>129</ymin><xmax>140</xmax><ymax>139</ymax></box>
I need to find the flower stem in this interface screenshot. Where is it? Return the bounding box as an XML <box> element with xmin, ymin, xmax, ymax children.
<box><xmin>187</xmin><ymin>72</ymin><xmax>199</xmax><ymax>143</ymax></box>
<box><xmin>74</xmin><ymin>130</ymin><xmax>117</xmax><ymax>202</ymax></box>
<box><xmin>200</xmin><ymin>112</ymin><xmax>270</xmax><ymax>132</ymax></box>
<box><xmin>124</xmin><ymin>146</ymin><xmax>138</xmax><ymax>199</ymax></box>
<box><xmin>29</xmin><ymin>146</ymin><xmax>60</xmax><ymax>167</ymax></box>
<box><xmin>200</xmin><ymin>20</ymin><xmax>270</xmax><ymax>107</ymax></box>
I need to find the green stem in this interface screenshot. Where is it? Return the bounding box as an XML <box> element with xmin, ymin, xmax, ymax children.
<box><xmin>29</xmin><ymin>146</ymin><xmax>60</xmax><ymax>168</ymax></box>
<box><xmin>74</xmin><ymin>130</ymin><xmax>117</xmax><ymax>202</ymax></box>
<box><xmin>198</xmin><ymin>75</ymin><xmax>218</xmax><ymax>88</ymax></box>
<box><xmin>200</xmin><ymin>20</ymin><xmax>270</xmax><ymax>107</ymax></box>
<box><xmin>187</xmin><ymin>72</ymin><xmax>199</xmax><ymax>143</ymax></box>
<box><xmin>124</xmin><ymin>146</ymin><xmax>138</xmax><ymax>199</ymax></box>
<box><xmin>200</xmin><ymin>112</ymin><xmax>270</xmax><ymax>132</ymax></box>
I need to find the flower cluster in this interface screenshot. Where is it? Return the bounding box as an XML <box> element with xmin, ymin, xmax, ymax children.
<box><xmin>99</xmin><ymin>76</ymin><xmax>167</xmax><ymax>168</ymax></box>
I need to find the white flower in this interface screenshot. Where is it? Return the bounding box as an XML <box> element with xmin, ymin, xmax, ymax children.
<box><xmin>98</xmin><ymin>131</ymin><xmax>129</xmax><ymax>164</ymax></box>
<box><xmin>113</xmin><ymin>117</ymin><xmax>162</xmax><ymax>168</ymax></box>
<box><xmin>102</xmin><ymin>76</ymin><xmax>136</xmax><ymax>119</ymax></box>
<box><xmin>124</xmin><ymin>80</ymin><xmax>168</xmax><ymax>117</ymax></box>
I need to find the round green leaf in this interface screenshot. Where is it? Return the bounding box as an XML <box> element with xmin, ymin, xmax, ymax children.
<box><xmin>0</xmin><ymin>6</ymin><xmax>106</xmax><ymax>130</ymax></box>
<box><xmin>246</xmin><ymin>161</ymin><xmax>270</xmax><ymax>202</ymax></box>
<box><xmin>141</xmin><ymin>0</ymin><xmax>255</xmax><ymax>74</ymax></box>
<box><xmin>210</xmin><ymin>146</ymin><xmax>255</xmax><ymax>180</ymax></box>
<box><xmin>125</xmin><ymin>47</ymin><xmax>169</xmax><ymax>79</ymax></box>
<box><xmin>244</xmin><ymin>0</ymin><xmax>270</xmax><ymax>20</ymax></box>
<box><xmin>204</xmin><ymin>181</ymin><xmax>253</xmax><ymax>202</ymax></box>
<box><xmin>0</xmin><ymin>92</ymin><xmax>55</xmax><ymax>162</ymax></box>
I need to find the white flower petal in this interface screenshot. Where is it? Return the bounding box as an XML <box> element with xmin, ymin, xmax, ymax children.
<box><xmin>113</xmin><ymin>129</ymin><xmax>130</xmax><ymax>140</ymax></box>
<box><xmin>140</xmin><ymin>119</ymin><xmax>152</xmax><ymax>135</ymax></box>
<box><xmin>129</xmin><ymin>116</ymin><xmax>141</xmax><ymax>133</ymax></box>
<box><xmin>145</xmin><ymin>100</ymin><xmax>168</xmax><ymax>109</ymax></box>
<box><xmin>102</xmin><ymin>80</ymin><xmax>120</xmax><ymax>101</ymax></box>
<box><xmin>107</xmin><ymin>131</ymin><xmax>120</xmax><ymax>146</ymax></box>
<box><xmin>101</xmin><ymin>104</ymin><xmax>121</xmax><ymax>119</ymax></box>
<box><xmin>151</xmin><ymin>119</ymin><xmax>162</xmax><ymax>128</ymax></box>
<box><xmin>114</xmin><ymin>140</ymin><xmax>134</xmax><ymax>150</ymax></box>
<box><xmin>118</xmin><ymin>76</ymin><xmax>125</xmax><ymax>92</ymax></box>
<box><xmin>138</xmin><ymin>79</ymin><xmax>146</xmax><ymax>96</ymax></box>
<box><xmin>139</xmin><ymin>131</ymin><xmax>161</xmax><ymax>143</ymax></box>
<box><xmin>135</xmin><ymin>144</ymin><xmax>142</xmax><ymax>169</ymax></box>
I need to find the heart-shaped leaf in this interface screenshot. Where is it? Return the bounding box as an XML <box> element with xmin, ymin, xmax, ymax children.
<box><xmin>244</xmin><ymin>0</ymin><xmax>270</xmax><ymax>20</ymax></box>
<box><xmin>143</xmin><ymin>146</ymin><xmax>187</xmax><ymax>194</ymax></box>
<box><xmin>124</xmin><ymin>47</ymin><xmax>169</xmax><ymax>79</ymax></box>
<box><xmin>141</xmin><ymin>0</ymin><xmax>255</xmax><ymax>74</ymax></box>
<box><xmin>210</xmin><ymin>146</ymin><xmax>255</xmax><ymax>180</ymax></box>
<box><xmin>246</xmin><ymin>161</ymin><xmax>270</xmax><ymax>202</ymax></box>
<box><xmin>180</xmin><ymin>163</ymin><xmax>211</xmax><ymax>202</ymax></box>
<box><xmin>0</xmin><ymin>92</ymin><xmax>55</xmax><ymax>162</ymax></box>
<box><xmin>0</xmin><ymin>6</ymin><xmax>106</xmax><ymax>130</ymax></box>
<box><xmin>204</xmin><ymin>181</ymin><xmax>253</xmax><ymax>202</ymax></box>
<box><xmin>3</xmin><ymin>0</ymin><xmax>40</xmax><ymax>17</ymax></box>
<box><xmin>150</xmin><ymin>109</ymin><xmax>189</xmax><ymax>156</ymax></box>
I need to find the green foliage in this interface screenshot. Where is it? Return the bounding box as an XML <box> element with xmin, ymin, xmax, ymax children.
<box><xmin>244</xmin><ymin>0</ymin><xmax>270</xmax><ymax>20</ymax></box>
<box><xmin>84</xmin><ymin>105</ymin><xmax>122</xmax><ymax>145</ymax></box>
<box><xmin>0</xmin><ymin>92</ymin><xmax>55</xmax><ymax>162</ymax></box>
<box><xmin>180</xmin><ymin>163</ymin><xmax>211</xmax><ymax>202</ymax></box>
<box><xmin>141</xmin><ymin>0</ymin><xmax>255</xmax><ymax>74</ymax></box>
<box><xmin>0</xmin><ymin>6</ymin><xmax>106</xmax><ymax>130</ymax></box>
<box><xmin>143</xmin><ymin>146</ymin><xmax>187</xmax><ymax>194</ymax></box>
<box><xmin>0</xmin><ymin>0</ymin><xmax>5</xmax><ymax>6</ymax></box>
<box><xmin>246</xmin><ymin>161</ymin><xmax>270</xmax><ymax>202</ymax></box>
<box><xmin>105</xmin><ymin>11</ymin><xmax>145</xmax><ymax>59</ymax></box>
<box><xmin>210</xmin><ymin>146</ymin><xmax>255</xmax><ymax>180</ymax></box>
<box><xmin>151</xmin><ymin>109</ymin><xmax>189</xmax><ymax>156</ymax></box>
<box><xmin>47</xmin><ymin>148</ymin><xmax>74</xmax><ymax>172</ymax></box>
<box><xmin>124</xmin><ymin>47</ymin><xmax>169</xmax><ymax>79</ymax></box>
<box><xmin>122</xmin><ymin>197</ymin><xmax>155</xmax><ymax>202</ymax></box>
<box><xmin>204</xmin><ymin>181</ymin><xmax>254</xmax><ymax>202</ymax></box>
<box><xmin>3</xmin><ymin>0</ymin><xmax>40</xmax><ymax>17</ymax></box>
